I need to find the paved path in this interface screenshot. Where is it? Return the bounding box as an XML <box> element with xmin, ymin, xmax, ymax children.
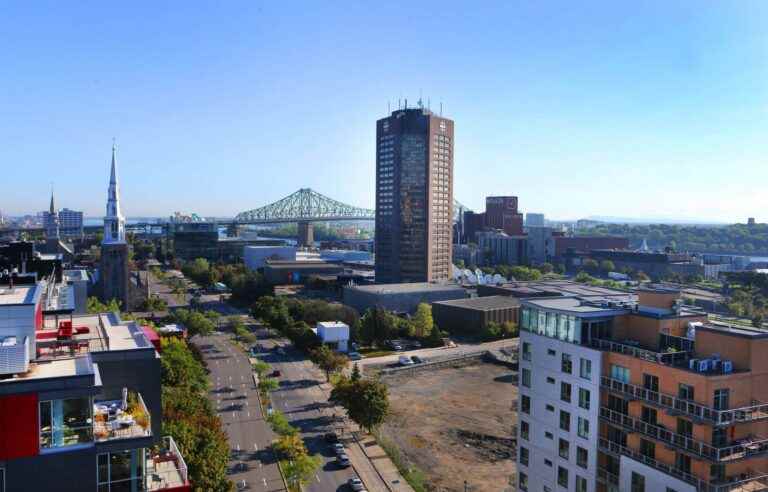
<box><xmin>193</xmin><ymin>334</ymin><xmax>286</xmax><ymax>492</ymax></box>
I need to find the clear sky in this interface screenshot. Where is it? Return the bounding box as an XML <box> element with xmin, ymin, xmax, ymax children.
<box><xmin>2</xmin><ymin>1</ymin><xmax>767</xmax><ymax>222</ymax></box>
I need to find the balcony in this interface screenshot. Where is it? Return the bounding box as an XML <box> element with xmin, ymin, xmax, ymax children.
<box><xmin>94</xmin><ymin>391</ymin><xmax>152</xmax><ymax>442</ymax></box>
<box><xmin>599</xmin><ymin>438</ymin><xmax>768</xmax><ymax>492</ymax></box>
<box><xmin>592</xmin><ymin>338</ymin><xmax>691</xmax><ymax>366</ymax></box>
<box><xmin>600</xmin><ymin>407</ymin><xmax>768</xmax><ymax>463</ymax></box>
<box><xmin>596</xmin><ymin>466</ymin><xmax>619</xmax><ymax>487</ymax></box>
<box><xmin>146</xmin><ymin>436</ymin><xmax>190</xmax><ymax>490</ymax></box>
<box><xmin>601</xmin><ymin>376</ymin><xmax>768</xmax><ymax>426</ymax></box>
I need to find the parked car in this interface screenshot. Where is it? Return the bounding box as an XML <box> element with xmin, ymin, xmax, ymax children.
<box><xmin>336</xmin><ymin>454</ymin><xmax>351</xmax><ymax>468</ymax></box>
<box><xmin>276</xmin><ymin>347</ymin><xmax>286</xmax><ymax>355</ymax></box>
<box><xmin>270</xmin><ymin>370</ymin><xmax>281</xmax><ymax>377</ymax></box>
<box><xmin>332</xmin><ymin>443</ymin><xmax>346</xmax><ymax>455</ymax></box>
<box><xmin>411</xmin><ymin>355</ymin><xmax>424</xmax><ymax>364</ymax></box>
<box><xmin>398</xmin><ymin>355</ymin><xmax>414</xmax><ymax>366</ymax></box>
<box><xmin>347</xmin><ymin>351</ymin><xmax>362</xmax><ymax>361</ymax></box>
<box><xmin>324</xmin><ymin>432</ymin><xmax>339</xmax><ymax>443</ymax></box>
<box><xmin>348</xmin><ymin>478</ymin><xmax>364</xmax><ymax>491</ymax></box>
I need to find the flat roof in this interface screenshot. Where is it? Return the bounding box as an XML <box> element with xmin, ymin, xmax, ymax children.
<box><xmin>698</xmin><ymin>322</ymin><xmax>768</xmax><ymax>339</ymax></box>
<box><xmin>0</xmin><ymin>283</ymin><xmax>39</xmax><ymax>305</ymax></box>
<box><xmin>348</xmin><ymin>282</ymin><xmax>465</xmax><ymax>294</ymax></box>
<box><xmin>433</xmin><ymin>296</ymin><xmax>520</xmax><ymax>310</ymax></box>
<box><xmin>41</xmin><ymin>312</ymin><xmax>153</xmax><ymax>353</ymax></box>
<box><xmin>63</xmin><ymin>269</ymin><xmax>89</xmax><ymax>282</ymax></box>
<box><xmin>0</xmin><ymin>355</ymin><xmax>95</xmax><ymax>383</ymax></box>
<box><xmin>523</xmin><ymin>297</ymin><xmax>627</xmax><ymax>315</ymax></box>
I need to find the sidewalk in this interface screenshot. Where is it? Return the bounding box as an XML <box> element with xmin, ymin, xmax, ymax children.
<box><xmin>305</xmin><ymin>360</ymin><xmax>414</xmax><ymax>492</ymax></box>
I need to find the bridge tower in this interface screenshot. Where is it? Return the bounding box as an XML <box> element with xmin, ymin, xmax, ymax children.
<box><xmin>297</xmin><ymin>221</ymin><xmax>314</xmax><ymax>247</ymax></box>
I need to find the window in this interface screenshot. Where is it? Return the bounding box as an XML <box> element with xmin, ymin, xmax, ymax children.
<box><xmin>547</xmin><ymin>376</ymin><xmax>555</xmax><ymax>384</ymax></box>
<box><xmin>546</xmin><ymin>404</ymin><xmax>555</xmax><ymax>412</ymax></box>
<box><xmin>608</xmin><ymin>394</ymin><xmax>629</xmax><ymax>415</ymax></box>
<box><xmin>611</xmin><ymin>364</ymin><xmax>630</xmax><ymax>383</ymax></box>
<box><xmin>640</xmin><ymin>439</ymin><xmax>655</xmax><ymax>459</ymax></box>
<box><xmin>643</xmin><ymin>373</ymin><xmax>659</xmax><ymax>392</ymax></box>
<box><xmin>576</xmin><ymin>446</ymin><xmax>588</xmax><ymax>468</ymax></box>
<box><xmin>39</xmin><ymin>397</ymin><xmax>93</xmax><ymax>449</ymax></box>
<box><xmin>714</xmin><ymin>389</ymin><xmax>730</xmax><ymax>410</ymax></box>
<box><xmin>545</xmin><ymin>431</ymin><xmax>554</xmax><ymax>440</ymax></box>
<box><xmin>712</xmin><ymin>427</ymin><xmax>727</xmax><ymax>447</ymax></box>
<box><xmin>519</xmin><ymin>446</ymin><xmax>529</xmax><ymax>466</ymax></box>
<box><xmin>578</xmin><ymin>388</ymin><xmax>590</xmax><ymax>410</ymax></box>
<box><xmin>97</xmin><ymin>449</ymin><xmax>147</xmax><ymax>491</ymax></box>
<box><xmin>711</xmin><ymin>464</ymin><xmax>726</xmax><ymax>482</ymax></box>
<box><xmin>576</xmin><ymin>476</ymin><xmax>587</xmax><ymax>492</ymax></box>
<box><xmin>579</xmin><ymin>358</ymin><xmax>592</xmax><ymax>380</ymax></box>
<box><xmin>641</xmin><ymin>406</ymin><xmax>658</xmax><ymax>426</ymax></box>
<box><xmin>522</xmin><ymin>342</ymin><xmax>531</xmax><ymax>361</ymax></box>
<box><xmin>557</xmin><ymin>466</ymin><xmax>569</xmax><ymax>488</ymax></box>
<box><xmin>631</xmin><ymin>472</ymin><xmax>645</xmax><ymax>492</ymax></box>
<box><xmin>518</xmin><ymin>472</ymin><xmax>528</xmax><ymax>491</ymax></box>
<box><xmin>520</xmin><ymin>420</ymin><xmax>529</xmax><ymax>441</ymax></box>
<box><xmin>559</xmin><ymin>438</ymin><xmax>569</xmax><ymax>459</ymax></box>
<box><xmin>548</xmin><ymin>348</ymin><xmax>556</xmax><ymax>356</ymax></box>
<box><xmin>521</xmin><ymin>395</ymin><xmax>531</xmax><ymax>414</ymax></box>
<box><xmin>560</xmin><ymin>410</ymin><xmax>571</xmax><ymax>431</ymax></box>
<box><xmin>677</xmin><ymin>418</ymin><xmax>693</xmax><ymax>437</ymax></box>
<box><xmin>667</xmin><ymin>489</ymin><xmax>679</xmax><ymax>492</ymax></box>
<box><xmin>675</xmin><ymin>453</ymin><xmax>691</xmax><ymax>474</ymax></box>
<box><xmin>522</xmin><ymin>368</ymin><xmax>531</xmax><ymax>388</ymax></box>
<box><xmin>561</xmin><ymin>382</ymin><xmax>572</xmax><ymax>403</ymax></box>
<box><xmin>544</xmin><ymin>458</ymin><xmax>553</xmax><ymax>467</ymax></box>
<box><xmin>561</xmin><ymin>353</ymin><xmax>573</xmax><ymax>374</ymax></box>
<box><xmin>577</xmin><ymin>417</ymin><xmax>589</xmax><ymax>439</ymax></box>
<box><xmin>0</xmin><ymin>468</ymin><xmax>4</xmax><ymax>492</ymax></box>
<box><xmin>679</xmin><ymin>383</ymin><xmax>695</xmax><ymax>401</ymax></box>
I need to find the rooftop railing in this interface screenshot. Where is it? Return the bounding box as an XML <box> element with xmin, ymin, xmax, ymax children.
<box><xmin>592</xmin><ymin>338</ymin><xmax>690</xmax><ymax>366</ymax></box>
<box><xmin>599</xmin><ymin>438</ymin><xmax>768</xmax><ymax>492</ymax></box>
<box><xmin>146</xmin><ymin>436</ymin><xmax>189</xmax><ymax>490</ymax></box>
<box><xmin>601</xmin><ymin>376</ymin><xmax>768</xmax><ymax>426</ymax></box>
<box><xmin>600</xmin><ymin>407</ymin><xmax>768</xmax><ymax>463</ymax></box>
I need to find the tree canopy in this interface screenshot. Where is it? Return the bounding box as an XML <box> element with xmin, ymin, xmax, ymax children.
<box><xmin>330</xmin><ymin>376</ymin><xmax>390</xmax><ymax>433</ymax></box>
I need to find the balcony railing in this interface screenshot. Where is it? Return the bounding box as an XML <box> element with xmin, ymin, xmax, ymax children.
<box><xmin>601</xmin><ymin>376</ymin><xmax>768</xmax><ymax>426</ymax></box>
<box><xmin>146</xmin><ymin>436</ymin><xmax>189</xmax><ymax>490</ymax></box>
<box><xmin>600</xmin><ymin>407</ymin><xmax>768</xmax><ymax>463</ymax></box>
<box><xmin>596</xmin><ymin>466</ymin><xmax>619</xmax><ymax>486</ymax></box>
<box><xmin>592</xmin><ymin>338</ymin><xmax>691</xmax><ymax>366</ymax></box>
<box><xmin>599</xmin><ymin>438</ymin><xmax>768</xmax><ymax>492</ymax></box>
<box><xmin>94</xmin><ymin>392</ymin><xmax>152</xmax><ymax>442</ymax></box>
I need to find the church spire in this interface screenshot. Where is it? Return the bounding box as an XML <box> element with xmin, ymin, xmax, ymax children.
<box><xmin>49</xmin><ymin>185</ymin><xmax>56</xmax><ymax>214</ymax></box>
<box><xmin>103</xmin><ymin>141</ymin><xmax>126</xmax><ymax>244</ymax></box>
<box><xmin>45</xmin><ymin>185</ymin><xmax>59</xmax><ymax>240</ymax></box>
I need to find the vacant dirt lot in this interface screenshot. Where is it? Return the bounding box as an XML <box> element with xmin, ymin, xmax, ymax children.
<box><xmin>380</xmin><ymin>362</ymin><xmax>517</xmax><ymax>492</ymax></box>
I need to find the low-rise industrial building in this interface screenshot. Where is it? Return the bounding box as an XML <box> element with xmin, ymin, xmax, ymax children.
<box><xmin>244</xmin><ymin>245</ymin><xmax>297</xmax><ymax>270</ymax></box>
<box><xmin>432</xmin><ymin>296</ymin><xmax>520</xmax><ymax>335</ymax></box>
<box><xmin>313</xmin><ymin>321</ymin><xmax>350</xmax><ymax>352</ymax></box>
<box><xmin>262</xmin><ymin>260</ymin><xmax>344</xmax><ymax>285</ymax></box>
<box><xmin>343</xmin><ymin>282</ymin><xmax>467</xmax><ymax>315</ymax></box>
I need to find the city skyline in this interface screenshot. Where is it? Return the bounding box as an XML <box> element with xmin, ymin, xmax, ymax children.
<box><xmin>2</xmin><ymin>2</ymin><xmax>768</xmax><ymax>222</ymax></box>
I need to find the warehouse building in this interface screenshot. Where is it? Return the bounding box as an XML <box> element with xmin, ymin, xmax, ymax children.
<box><xmin>343</xmin><ymin>282</ymin><xmax>467</xmax><ymax>315</ymax></box>
<box><xmin>432</xmin><ymin>295</ymin><xmax>520</xmax><ymax>335</ymax></box>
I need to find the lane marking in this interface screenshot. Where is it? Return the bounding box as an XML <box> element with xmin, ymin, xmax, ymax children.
<box><xmin>263</xmin><ymin>477</ymin><xmax>267</xmax><ymax>488</ymax></box>
<box><xmin>254</xmin><ymin>443</ymin><xmax>258</xmax><ymax>450</ymax></box>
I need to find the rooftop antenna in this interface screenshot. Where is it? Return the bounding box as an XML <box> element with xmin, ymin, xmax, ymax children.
<box><xmin>405</xmin><ymin>98</ymin><xmax>408</xmax><ymax>109</ymax></box>
<box><xmin>388</xmin><ymin>100</ymin><xmax>391</xmax><ymax>113</ymax></box>
<box><xmin>440</xmin><ymin>102</ymin><xmax>443</xmax><ymax>116</ymax></box>
<box><xmin>428</xmin><ymin>97</ymin><xmax>431</xmax><ymax>111</ymax></box>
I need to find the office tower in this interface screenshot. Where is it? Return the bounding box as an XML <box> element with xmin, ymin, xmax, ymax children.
<box><xmin>59</xmin><ymin>208</ymin><xmax>84</xmax><ymax>237</ymax></box>
<box><xmin>100</xmin><ymin>144</ymin><xmax>130</xmax><ymax>309</ymax></box>
<box><xmin>526</xmin><ymin>212</ymin><xmax>545</xmax><ymax>227</ymax></box>
<box><xmin>517</xmin><ymin>286</ymin><xmax>768</xmax><ymax>492</ymax></box>
<box><xmin>485</xmin><ymin>196</ymin><xmax>524</xmax><ymax>235</ymax></box>
<box><xmin>374</xmin><ymin>106</ymin><xmax>454</xmax><ymax>283</ymax></box>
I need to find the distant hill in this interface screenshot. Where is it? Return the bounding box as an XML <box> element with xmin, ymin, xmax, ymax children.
<box><xmin>575</xmin><ymin>223</ymin><xmax>768</xmax><ymax>256</ymax></box>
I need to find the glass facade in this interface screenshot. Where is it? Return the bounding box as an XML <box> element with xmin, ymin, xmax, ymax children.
<box><xmin>39</xmin><ymin>397</ymin><xmax>93</xmax><ymax>450</ymax></box>
<box><xmin>521</xmin><ymin>306</ymin><xmax>581</xmax><ymax>343</ymax></box>
<box><xmin>97</xmin><ymin>448</ymin><xmax>146</xmax><ymax>492</ymax></box>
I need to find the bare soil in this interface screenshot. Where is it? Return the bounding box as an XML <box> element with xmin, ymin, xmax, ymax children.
<box><xmin>380</xmin><ymin>362</ymin><xmax>517</xmax><ymax>492</ymax></box>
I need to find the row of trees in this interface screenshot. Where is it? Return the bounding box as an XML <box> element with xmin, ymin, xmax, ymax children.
<box><xmin>358</xmin><ymin>304</ymin><xmax>444</xmax><ymax>348</ymax></box>
<box><xmin>160</xmin><ymin>338</ymin><xmax>231</xmax><ymax>492</ymax></box>
<box><xmin>330</xmin><ymin>366</ymin><xmax>390</xmax><ymax>434</ymax></box>
<box><xmin>575</xmin><ymin>223</ymin><xmax>768</xmax><ymax>255</ymax></box>
<box><xmin>181</xmin><ymin>258</ymin><xmax>272</xmax><ymax>305</ymax></box>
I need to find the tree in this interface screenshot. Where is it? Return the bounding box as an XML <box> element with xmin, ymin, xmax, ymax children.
<box><xmin>251</xmin><ymin>296</ymin><xmax>292</xmax><ymax>332</ymax></box>
<box><xmin>311</xmin><ymin>345</ymin><xmax>348</xmax><ymax>382</ymax></box>
<box><xmin>330</xmin><ymin>377</ymin><xmax>390</xmax><ymax>433</ymax></box>
<box><xmin>411</xmin><ymin>303</ymin><xmax>434</xmax><ymax>338</ymax></box>
<box><xmin>538</xmin><ymin>262</ymin><xmax>554</xmax><ymax>274</ymax></box>
<box><xmin>258</xmin><ymin>377</ymin><xmax>279</xmax><ymax>394</ymax></box>
<box><xmin>599</xmin><ymin>260</ymin><xmax>615</xmax><ymax>273</ymax></box>
<box><xmin>273</xmin><ymin>433</ymin><xmax>306</xmax><ymax>460</ymax></box>
<box><xmin>583</xmin><ymin>259</ymin><xmax>599</xmax><ymax>273</ymax></box>
<box><xmin>752</xmin><ymin>314</ymin><xmax>764</xmax><ymax>328</ymax></box>
<box><xmin>283</xmin><ymin>453</ymin><xmax>322</xmax><ymax>487</ymax></box>
<box><xmin>508</xmin><ymin>266</ymin><xmax>542</xmax><ymax>281</ymax></box>
<box><xmin>252</xmin><ymin>360</ymin><xmax>271</xmax><ymax>377</ymax></box>
<box><xmin>359</xmin><ymin>307</ymin><xmax>396</xmax><ymax>347</ymax></box>
<box><xmin>173</xmin><ymin>309</ymin><xmax>215</xmax><ymax>337</ymax></box>
<box><xmin>574</xmin><ymin>271</ymin><xmax>594</xmax><ymax>283</ymax></box>
<box><xmin>160</xmin><ymin>339</ymin><xmax>208</xmax><ymax>393</ymax></box>
<box><xmin>87</xmin><ymin>296</ymin><xmax>121</xmax><ymax>314</ymax></box>
<box><xmin>142</xmin><ymin>294</ymin><xmax>168</xmax><ymax>312</ymax></box>
<box><xmin>634</xmin><ymin>270</ymin><xmax>650</xmax><ymax>282</ymax></box>
<box><xmin>267</xmin><ymin>410</ymin><xmax>297</xmax><ymax>436</ymax></box>
<box><xmin>350</xmin><ymin>363</ymin><xmax>361</xmax><ymax>382</ymax></box>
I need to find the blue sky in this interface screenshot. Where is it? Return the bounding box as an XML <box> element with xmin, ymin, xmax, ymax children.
<box><xmin>2</xmin><ymin>1</ymin><xmax>767</xmax><ymax>222</ymax></box>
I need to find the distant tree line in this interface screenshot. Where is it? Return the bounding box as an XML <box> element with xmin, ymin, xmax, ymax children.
<box><xmin>575</xmin><ymin>223</ymin><xmax>768</xmax><ymax>255</ymax></box>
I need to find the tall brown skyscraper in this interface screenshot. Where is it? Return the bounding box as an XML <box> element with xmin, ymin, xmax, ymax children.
<box><xmin>375</xmin><ymin>106</ymin><xmax>454</xmax><ymax>283</ymax></box>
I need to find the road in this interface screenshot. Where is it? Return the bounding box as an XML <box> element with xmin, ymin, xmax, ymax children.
<box><xmin>357</xmin><ymin>337</ymin><xmax>518</xmax><ymax>370</ymax></box>
<box><xmin>194</xmin><ymin>333</ymin><xmax>286</xmax><ymax>492</ymax></box>
<box><xmin>255</xmin><ymin>328</ymin><xmax>362</xmax><ymax>492</ymax></box>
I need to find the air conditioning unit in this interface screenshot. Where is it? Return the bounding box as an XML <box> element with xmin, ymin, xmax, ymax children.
<box><xmin>722</xmin><ymin>360</ymin><xmax>733</xmax><ymax>374</ymax></box>
<box><xmin>689</xmin><ymin>358</ymin><xmax>699</xmax><ymax>370</ymax></box>
<box><xmin>696</xmin><ymin>359</ymin><xmax>710</xmax><ymax>372</ymax></box>
<box><xmin>710</xmin><ymin>359</ymin><xmax>721</xmax><ymax>372</ymax></box>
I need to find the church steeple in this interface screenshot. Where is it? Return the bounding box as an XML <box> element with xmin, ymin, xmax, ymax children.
<box><xmin>103</xmin><ymin>142</ymin><xmax>126</xmax><ymax>244</ymax></box>
<box><xmin>45</xmin><ymin>186</ymin><xmax>59</xmax><ymax>240</ymax></box>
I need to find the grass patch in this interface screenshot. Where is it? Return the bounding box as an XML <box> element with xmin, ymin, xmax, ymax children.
<box><xmin>373</xmin><ymin>429</ymin><xmax>429</xmax><ymax>492</ymax></box>
<box><xmin>359</xmin><ymin>348</ymin><xmax>394</xmax><ymax>358</ymax></box>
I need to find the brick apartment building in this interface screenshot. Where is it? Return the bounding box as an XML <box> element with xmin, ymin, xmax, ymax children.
<box><xmin>517</xmin><ymin>285</ymin><xmax>768</xmax><ymax>492</ymax></box>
